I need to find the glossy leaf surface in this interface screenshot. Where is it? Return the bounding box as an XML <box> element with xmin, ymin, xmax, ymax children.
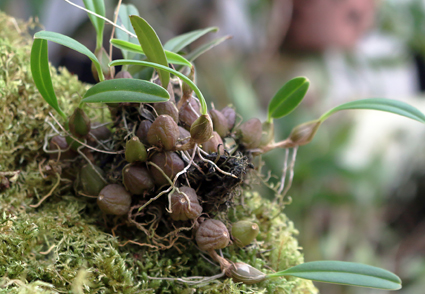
<box><xmin>268</xmin><ymin>77</ymin><xmax>309</xmax><ymax>120</ymax></box>
<box><xmin>82</xmin><ymin>0</ymin><xmax>105</xmax><ymax>49</ymax></box>
<box><xmin>34</xmin><ymin>31</ymin><xmax>104</xmax><ymax>81</ymax></box>
<box><xmin>130</xmin><ymin>15</ymin><xmax>169</xmax><ymax>88</ymax></box>
<box><xmin>320</xmin><ymin>98</ymin><xmax>425</xmax><ymax>124</ymax></box>
<box><xmin>110</xmin><ymin>39</ymin><xmax>191</xmax><ymax>66</ymax></box>
<box><xmin>109</xmin><ymin>59</ymin><xmax>207</xmax><ymax>114</ymax></box>
<box><xmin>30</xmin><ymin>39</ymin><xmax>66</xmax><ymax>120</ymax></box>
<box><xmin>268</xmin><ymin>261</ymin><xmax>401</xmax><ymax>290</ymax></box>
<box><xmin>164</xmin><ymin>27</ymin><xmax>218</xmax><ymax>52</ymax></box>
<box><xmin>82</xmin><ymin>78</ymin><xmax>169</xmax><ymax>103</ymax></box>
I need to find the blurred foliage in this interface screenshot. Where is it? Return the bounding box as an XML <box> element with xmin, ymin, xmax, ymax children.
<box><xmin>379</xmin><ymin>0</ymin><xmax>425</xmax><ymax>59</ymax></box>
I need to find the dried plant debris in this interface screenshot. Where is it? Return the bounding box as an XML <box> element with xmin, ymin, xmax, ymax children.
<box><xmin>0</xmin><ymin>12</ymin><xmax>316</xmax><ymax>294</ymax></box>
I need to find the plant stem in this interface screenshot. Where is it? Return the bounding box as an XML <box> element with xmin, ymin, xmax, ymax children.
<box><xmin>110</xmin><ymin>60</ymin><xmax>208</xmax><ymax>115</ymax></box>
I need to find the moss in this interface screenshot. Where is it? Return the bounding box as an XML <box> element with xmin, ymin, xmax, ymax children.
<box><xmin>0</xmin><ymin>12</ymin><xmax>317</xmax><ymax>293</ymax></box>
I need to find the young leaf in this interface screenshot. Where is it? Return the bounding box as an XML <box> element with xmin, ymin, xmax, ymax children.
<box><xmin>129</xmin><ymin>15</ymin><xmax>169</xmax><ymax>88</ymax></box>
<box><xmin>267</xmin><ymin>77</ymin><xmax>310</xmax><ymax>121</ymax></box>
<box><xmin>30</xmin><ymin>39</ymin><xmax>66</xmax><ymax>120</ymax></box>
<box><xmin>109</xmin><ymin>59</ymin><xmax>207</xmax><ymax>115</ymax></box>
<box><xmin>186</xmin><ymin>35</ymin><xmax>232</xmax><ymax>62</ymax></box>
<box><xmin>110</xmin><ymin>39</ymin><xmax>192</xmax><ymax>66</ymax></box>
<box><xmin>82</xmin><ymin>0</ymin><xmax>105</xmax><ymax>50</ymax></box>
<box><xmin>116</xmin><ymin>4</ymin><xmax>139</xmax><ymax>59</ymax></box>
<box><xmin>164</xmin><ymin>27</ymin><xmax>219</xmax><ymax>52</ymax></box>
<box><xmin>82</xmin><ymin>79</ymin><xmax>169</xmax><ymax>103</ymax></box>
<box><xmin>319</xmin><ymin>98</ymin><xmax>425</xmax><ymax>124</ymax></box>
<box><xmin>34</xmin><ymin>31</ymin><xmax>104</xmax><ymax>81</ymax></box>
<box><xmin>267</xmin><ymin>261</ymin><xmax>402</xmax><ymax>290</ymax></box>
<box><xmin>116</xmin><ymin>4</ymin><xmax>139</xmax><ymax>43</ymax></box>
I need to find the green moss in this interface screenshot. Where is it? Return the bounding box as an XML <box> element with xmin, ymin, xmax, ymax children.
<box><xmin>0</xmin><ymin>12</ymin><xmax>317</xmax><ymax>293</ymax></box>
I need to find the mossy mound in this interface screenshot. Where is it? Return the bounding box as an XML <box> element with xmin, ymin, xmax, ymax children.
<box><xmin>0</xmin><ymin>12</ymin><xmax>317</xmax><ymax>294</ymax></box>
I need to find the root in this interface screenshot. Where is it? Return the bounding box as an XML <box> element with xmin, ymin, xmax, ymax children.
<box><xmin>29</xmin><ymin>172</ymin><xmax>61</xmax><ymax>208</ymax></box>
<box><xmin>148</xmin><ymin>271</ymin><xmax>225</xmax><ymax>285</ymax></box>
<box><xmin>77</xmin><ymin>145</ymin><xmax>108</xmax><ymax>184</ymax></box>
<box><xmin>128</xmin><ymin>203</ymin><xmax>195</xmax><ymax>252</ymax></box>
<box><xmin>137</xmin><ymin>186</ymin><xmax>173</xmax><ymax>213</ymax></box>
<box><xmin>197</xmin><ymin>147</ymin><xmax>238</xmax><ymax>179</ymax></box>
<box><xmin>277</xmin><ymin>148</ymin><xmax>290</xmax><ymax>195</ymax></box>
<box><xmin>49</xmin><ymin>113</ymin><xmax>123</xmax><ymax>155</ymax></box>
<box><xmin>276</xmin><ymin>147</ymin><xmax>298</xmax><ymax>205</ymax></box>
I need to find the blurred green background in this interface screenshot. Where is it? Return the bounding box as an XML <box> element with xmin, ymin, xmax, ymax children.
<box><xmin>2</xmin><ymin>1</ymin><xmax>425</xmax><ymax>293</ymax></box>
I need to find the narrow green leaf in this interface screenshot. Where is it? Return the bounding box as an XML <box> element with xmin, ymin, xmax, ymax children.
<box><xmin>319</xmin><ymin>98</ymin><xmax>425</xmax><ymax>124</ymax></box>
<box><xmin>129</xmin><ymin>15</ymin><xmax>169</xmax><ymax>88</ymax></box>
<box><xmin>109</xmin><ymin>59</ymin><xmax>207</xmax><ymax>115</ymax></box>
<box><xmin>30</xmin><ymin>39</ymin><xmax>66</xmax><ymax>120</ymax></box>
<box><xmin>82</xmin><ymin>0</ymin><xmax>105</xmax><ymax>49</ymax></box>
<box><xmin>186</xmin><ymin>35</ymin><xmax>231</xmax><ymax>62</ymax></box>
<box><xmin>110</xmin><ymin>39</ymin><xmax>192</xmax><ymax>66</ymax></box>
<box><xmin>268</xmin><ymin>261</ymin><xmax>402</xmax><ymax>290</ymax></box>
<box><xmin>34</xmin><ymin>31</ymin><xmax>104</xmax><ymax>81</ymax></box>
<box><xmin>164</xmin><ymin>27</ymin><xmax>219</xmax><ymax>52</ymax></box>
<box><xmin>268</xmin><ymin>77</ymin><xmax>310</xmax><ymax>120</ymax></box>
<box><xmin>82</xmin><ymin>79</ymin><xmax>169</xmax><ymax>103</ymax></box>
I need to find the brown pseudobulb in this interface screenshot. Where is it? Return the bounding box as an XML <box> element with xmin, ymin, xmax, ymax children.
<box><xmin>136</xmin><ymin>120</ymin><xmax>152</xmax><ymax>145</ymax></box>
<box><xmin>169</xmin><ymin>186</ymin><xmax>202</xmax><ymax>221</ymax></box>
<box><xmin>89</xmin><ymin>122</ymin><xmax>111</xmax><ymax>141</ymax></box>
<box><xmin>178</xmin><ymin>126</ymin><xmax>191</xmax><ymax>145</ymax></box>
<box><xmin>209</xmin><ymin>109</ymin><xmax>229</xmax><ymax>138</ymax></box>
<box><xmin>149</xmin><ymin>151</ymin><xmax>185</xmax><ymax>186</ymax></box>
<box><xmin>237</xmin><ymin>118</ymin><xmax>262</xmax><ymax>149</ymax></box>
<box><xmin>153</xmin><ymin>101</ymin><xmax>179</xmax><ymax>123</ymax></box>
<box><xmin>49</xmin><ymin>135</ymin><xmax>76</xmax><ymax>160</ymax></box>
<box><xmin>220</xmin><ymin>106</ymin><xmax>236</xmax><ymax>130</ymax></box>
<box><xmin>179</xmin><ymin>97</ymin><xmax>201</xmax><ymax>130</ymax></box>
<box><xmin>97</xmin><ymin>184</ymin><xmax>131</xmax><ymax>216</ymax></box>
<box><xmin>196</xmin><ymin>219</ymin><xmax>230</xmax><ymax>252</ymax></box>
<box><xmin>147</xmin><ymin>115</ymin><xmax>179</xmax><ymax>151</ymax></box>
<box><xmin>202</xmin><ymin>131</ymin><xmax>224</xmax><ymax>154</ymax></box>
<box><xmin>122</xmin><ymin>164</ymin><xmax>154</xmax><ymax>195</ymax></box>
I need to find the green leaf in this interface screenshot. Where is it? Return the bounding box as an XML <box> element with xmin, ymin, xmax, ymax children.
<box><xmin>116</xmin><ymin>4</ymin><xmax>139</xmax><ymax>43</ymax></box>
<box><xmin>30</xmin><ymin>39</ymin><xmax>66</xmax><ymax>120</ymax></box>
<box><xmin>164</xmin><ymin>27</ymin><xmax>219</xmax><ymax>52</ymax></box>
<box><xmin>116</xmin><ymin>4</ymin><xmax>139</xmax><ymax>59</ymax></box>
<box><xmin>268</xmin><ymin>77</ymin><xmax>310</xmax><ymax>120</ymax></box>
<box><xmin>268</xmin><ymin>261</ymin><xmax>402</xmax><ymax>290</ymax></box>
<box><xmin>82</xmin><ymin>79</ymin><xmax>169</xmax><ymax>103</ymax></box>
<box><xmin>109</xmin><ymin>59</ymin><xmax>207</xmax><ymax>115</ymax></box>
<box><xmin>186</xmin><ymin>35</ymin><xmax>231</xmax><ymax>62</ymax></box>
<box><xmin>82</xmin><ymin>0</ymin><xmax>105</xmax><ymax>49</ymax></box>
<box><xmin>110</xmin><ymin>39</ymin><xmax>192</xmax><ymax>66</ymax></box>
<box><xmin>129</xmin><ymin>15</ymin><xmax>169</xmax><ymax>88</ymax></box>
<box><xmin>34</xmin><ymin>31</ymin><xmax>104</xmax><ymax>81</ymax></box>
<box><xmin>319</xmin><ymin>98</ymin><xmax>425</xmax><ymax>124</ymax></box>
